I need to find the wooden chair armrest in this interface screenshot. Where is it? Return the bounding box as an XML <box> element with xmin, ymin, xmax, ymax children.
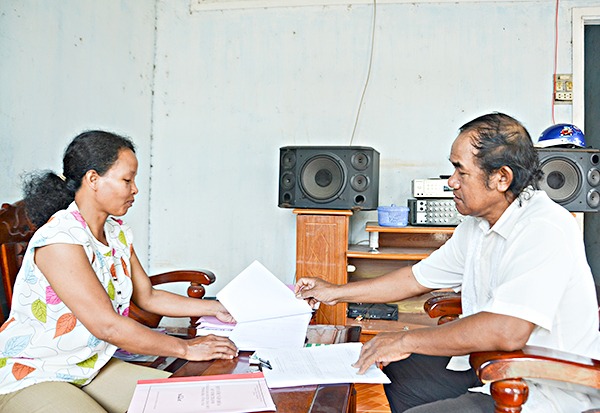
<box><xmin>129</xmin><ymin>270</ymin><xmax>216</xmax><ymax>333</ymax></box>
<box><xmin>148</xmin><ymin>270</ymin><xmax>215</xmax><ymax>299</ymax></box>
<box><xmin>470</xmin><ymin>345</ymin><xmax>600</xmax><ymax>390</ymax></box>
<box><xmin>424</xmin><ymin>293</ymin><xmax>462</xmax><ymax>325</ymax></box>
<box><xmin>148</xmin><ymin>269</ymin><xmax>215</xmax><ymax>287</ymax></box>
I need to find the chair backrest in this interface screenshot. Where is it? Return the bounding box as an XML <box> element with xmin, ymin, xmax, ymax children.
<box><xmin>0</xmin><ymin>201</ymin><xmax>36</xmax><ymax>322</ymax></box>
<box><xmin>0</xmin><ymin>242</ymin><xmax>28</xmax><ymax>321</ymax></box>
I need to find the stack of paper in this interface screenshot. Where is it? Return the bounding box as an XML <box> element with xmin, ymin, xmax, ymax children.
<box><xmin>217</xmin><ymin>261</ymin><xmax>313</xmax><ymax>350</ymax></box>
<box><xmin>197</xmin><ymin>316</ymin><xmax>235</xmax><ymax>330</ymax></box>
<box><xmin>196</xmin><ymin>316</ymin><xmax>235</xmax><ymax>338</ymax></box>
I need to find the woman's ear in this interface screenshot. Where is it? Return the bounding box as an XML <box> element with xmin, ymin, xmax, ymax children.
<box><xmin>82</xmin><ymin>170</ymin><xmax>100</xmax><ymax>191</ymax></box>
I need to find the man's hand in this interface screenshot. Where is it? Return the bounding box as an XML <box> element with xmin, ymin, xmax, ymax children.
<box><xmin>294</xmin><ymin>277</ymin><xmax>340</xmax><ymax>307</ymax></box>
<box><xmin>352</xmin><ymin>332</ymin><xmax>410</xmax><ymax>375</ymax></box>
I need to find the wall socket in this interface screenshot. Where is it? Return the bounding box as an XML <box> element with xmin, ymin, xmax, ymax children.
<box><xmin>554</xmin><ymin>74</ymin><xmax>573</xmax><ymax>104</ymax></box>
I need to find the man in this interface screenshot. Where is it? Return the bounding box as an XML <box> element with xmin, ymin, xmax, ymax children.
<box><xmin>295</xmin><ymin>113</ymin><xmax>600</xmax><ymax>413</ymax></box>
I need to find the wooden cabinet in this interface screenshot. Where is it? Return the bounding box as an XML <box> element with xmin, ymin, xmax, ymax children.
<box><xmin>294</xmin><ymin>209</ymin><xmax>455</xmax><ymax>341</ymax></box>
<box><xmin>295</xmin><ymin>209</ymin><xmax>351</xmax><ymax>325</ymax></box>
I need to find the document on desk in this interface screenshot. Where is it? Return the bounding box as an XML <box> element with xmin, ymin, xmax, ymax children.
<box><xmin>216</xmin><ymin>260</ymin><xmax>313</xmax><ymax>350</ymax></box>
<box><xmin>127</xmin><ymin>372</ymin><xmax>276</xmax><ymax>413</ymax></box>
<box><xmin>255</xmin><ymin>342</ymin><xmax>391</xmax><ymax>388</ymax></box>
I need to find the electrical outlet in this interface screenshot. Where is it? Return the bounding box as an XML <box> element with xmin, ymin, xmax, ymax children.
<box><xmin>554</xmin><ymin>74</ymin><xmax>573</xmax><ymax>104</ymax></box>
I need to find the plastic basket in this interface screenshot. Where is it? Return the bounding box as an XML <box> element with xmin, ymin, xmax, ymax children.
<box><xmin>377</xmin><ymin>205</ymin><xmax>409</xmax><ymax>227</ymax></box>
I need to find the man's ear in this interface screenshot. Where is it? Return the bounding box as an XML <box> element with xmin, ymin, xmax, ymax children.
<box><xmin>496</xmin><ymin>165</ymin><xmax>514</xmax><ymax>193</ymax></box>
<box><xmin>82</xmin><ymin>170</ymin><xmax>100</xmax><ymax>191</ymax></box>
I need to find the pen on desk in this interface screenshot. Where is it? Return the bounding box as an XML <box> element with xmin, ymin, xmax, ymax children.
<box><xmin>258</xmin><ymin>357</ymin><xmax>272</xmax><ymax>370</ymax></box>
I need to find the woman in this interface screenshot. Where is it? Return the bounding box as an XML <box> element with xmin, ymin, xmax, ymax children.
<box><xmin>0</xmin><ymin>131</ymin><xmax>238</xmax><ymax>412</ymax></box>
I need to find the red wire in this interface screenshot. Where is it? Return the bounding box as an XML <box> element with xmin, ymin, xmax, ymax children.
<box><xmin>552</xmin><ymin>0</ymin><xmax>559</xmax><ymax>125</ymax></box>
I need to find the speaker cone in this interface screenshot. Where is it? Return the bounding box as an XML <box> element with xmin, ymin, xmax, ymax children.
<box><xmin>280</xmin><ymin>172</ymin><xmax>295</xmax><ymax>190</ymax></box>
<box><xmin>351</xmin><ymin>152</ymin><xmax>370</xmax><ymax>171</ymax></box>
<box><xmin>350</xmin><ymin>174</ymin><xmax>369</xmax><ymax>192</ymax></box>
<box><xmin>300</xmin><ymin>155</ymin><xmax>345</xmax><ymax>202</ymax></box>
<box><xmin>587</xmin><ymin>168</ymin><xmax>600</xmax><ymax>187</ymax></box>
<box><xmin>540</xmin><ymin>158</ymin><xmax>581</xmax><ymax>203</ymax></box>
<box><xmin>281</xmin><ymin>151</ymin><xmax>296</xmax><ymax>169</ymax></box>
<box><xmin>588</xmin><ymin>190</ymin><xmax>600</xmax><ymax>208</ymax></box>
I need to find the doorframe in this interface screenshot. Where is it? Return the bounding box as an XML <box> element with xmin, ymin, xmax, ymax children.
<box><xmin>572</xmin><ymin>7</ymin><xmax>600</xmax><ymax>130</ymax></box>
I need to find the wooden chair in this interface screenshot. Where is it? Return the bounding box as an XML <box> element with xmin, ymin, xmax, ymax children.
<box><xmin>0</xmin><ymin>200</ymin><xmax>215</xmax><ymax>337</ymax></box>
<box><xmin>424</xmin><ymin>293</ymin><xmax>600</xmax><ymax>413</ymax></box>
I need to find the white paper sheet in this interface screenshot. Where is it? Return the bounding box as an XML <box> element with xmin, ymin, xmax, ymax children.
<box><xmin>215</xmin><ymin>261</ymin><xmax>313</xmax><ymax>350</ymax></box>
<box><xmin>217</xmin><ymin>260</ymin><xmax>312</xmax><ymax>323</ymax></box>
<box><xmin>229</xmin><ymin>313</ymin><xmax>312</xmax><ymax>351</ymax></box>
<box><xmin>127</xmin><ymin>373</ymin><xmax>276</xmax><ymax>413</ymax></box>
<box><xmin>254</xmin><ymin>343</ymin><xmax>391</xmax><ymax>388</ymax></box>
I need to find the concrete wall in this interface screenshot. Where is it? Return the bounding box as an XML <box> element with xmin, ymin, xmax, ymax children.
<box><xmin>0</xmin><ymin>1</ymin><xmax>156</xmax><ymax>267</ymax></box>
<box><xmin>2</xmin><ymin>1</ymin><xmax>599</xmax><ymax>325</ymax></box>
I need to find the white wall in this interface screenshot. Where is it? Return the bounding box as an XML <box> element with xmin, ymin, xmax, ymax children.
<box><xmin>2</xmin><ymin>1</ymin><xmax>599</xmax><ymax>324</ymax></box>
<box><xmin>149</xmin><ymin>0</ymin><xmax>595</xmax><ymax>297</ymax></box>
<box><xmin>0</xmin><ymin>0</ymin><xmax>156</xmax><ymax>267</ymax></box>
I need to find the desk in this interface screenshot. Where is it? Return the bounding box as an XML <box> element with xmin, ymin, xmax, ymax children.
<box><xmin>157</xmin><ymin>325</ymin><xmax>361</xmax><ymax>413</ymax></box>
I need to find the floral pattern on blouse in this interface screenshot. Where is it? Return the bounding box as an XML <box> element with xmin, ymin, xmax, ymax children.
<box><xmin>0</xmin><ymin>202</ymin><xmax>134</xmax><ymax>394</ymax></box>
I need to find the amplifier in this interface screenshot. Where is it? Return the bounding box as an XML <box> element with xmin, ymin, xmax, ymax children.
<box><xmin>408</xmin><ymin>198</ymin><xmax>465</xmax><ymax>226</ymax></box>
<box><xmin>412</xmin><ymin>178</ymin><xmax>453</xmax><ymax>198</ymax></box>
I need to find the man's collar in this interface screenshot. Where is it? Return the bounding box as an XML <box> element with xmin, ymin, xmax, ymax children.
<box><xmin>480</xmin><ymin>187</ymin><xmax>536</xmax><ymax>238</ymax></box>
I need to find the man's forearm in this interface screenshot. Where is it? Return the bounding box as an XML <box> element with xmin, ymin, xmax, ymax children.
<box><xmin>353</xmin><ymin>311</ymin><xmax>535</xmax><ymax>374</ymax></box>
<box><xmin>401</xmin><ymin>311</ymin><xmax>534</xmax><ymax>356</ymax></box>
<box><xmin>335</xmin><ymin>266</ymin><xmax>431</xmax><ymax>304</ymax></box>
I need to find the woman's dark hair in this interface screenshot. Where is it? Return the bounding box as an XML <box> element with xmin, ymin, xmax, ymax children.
<box><xmin>459</xmin><ymin>112</ymin><xmax>543</xmax><ymax>199</ymax></box>
<box><xmin>23</xmin><ymin>130</ymin><xmax>136</xmax><ymax>228</ymax></box>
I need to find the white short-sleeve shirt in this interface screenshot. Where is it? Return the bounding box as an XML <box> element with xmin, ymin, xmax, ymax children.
<box><xmin>413</xmin><ymin>190</ymin><xmax>600</xmax><ymax>412</ymax></box>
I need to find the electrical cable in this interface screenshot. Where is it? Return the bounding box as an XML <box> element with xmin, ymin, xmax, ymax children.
<box><xmin>552</xmin><ymin>0</ymin><xmax>560</xmax><ymax>125</ymax></box>
<box><xmin>349</xmin><ymin>0</ymin><xmax>377</xmax><ymax>146</ymax></box>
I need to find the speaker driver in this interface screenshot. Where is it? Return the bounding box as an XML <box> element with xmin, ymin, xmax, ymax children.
<box><xmin>540</xmin><ymin>158</ymin><xmax>581</xmax><ymax>203</ymax></box>
<box><xmin>588</xmin><ymin>168</ymin><xmax>600</xmax><ymax>187</ymax></box>
<box><xmin>300</xmin><ymin>155</ymin><xmax>345</xmax><ymax>201</ymax></box>
<box><xmin>588</xmin><ymin>190</ymin><xmax>600</xmax><ymax>208</ymax></box>
<box><xmin>280</xmin><ymin>171</ymin><xmax>295</xmax><ymax>190</ymax></box>
<box><xmin>350</xmin><ymin>174</ymin><xmax>369</xmax><ymax>192</ymax></box>
<box><xmin>351</xmin><ymin>152</ymin><xmax>370</xmax><ymax>171</ymax></box>
<box><xmin>281</xmin><ymin>151</ymin><xmax>296</xmax><ymax>169</ymax></box>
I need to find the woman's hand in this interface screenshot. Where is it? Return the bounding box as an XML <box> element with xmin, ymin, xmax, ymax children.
<box><xmin>184</xmin><ymin>335</ymin><xmax>239</xmax><ymax>361</ymax></box>
<box><xmin>211</xmin><ymin>301</ymin><xmax>236</xmax><ymax>324</ymax></box>
<box><xmin>294</xmin><ymin>277</ymin><xmax>340</xmax><ymax>307</ymax></box>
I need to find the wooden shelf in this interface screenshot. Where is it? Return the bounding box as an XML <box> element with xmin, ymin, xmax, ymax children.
<box><xmin>347</xmin><ymin>245</ymin><xmax>436</xmax><ymax>260</ymax></box>
<box><xmin>365</xmin><ymin>222</ymin><xmax>456</xmax><ymax>234</ymax></box>
<box><xmin>294</xmin><ymin>211</ymin><xmax>456</xmax><ymax>340</ymax></box>
<box><xmin>345</xmin><ymin>292</ymin><xmax>441</xmax><ymax>341</ymax></box>
<box><xmin>346</xmin><ymin>314</ymin><xmax>438</xmax><ymax>341</ymax></box>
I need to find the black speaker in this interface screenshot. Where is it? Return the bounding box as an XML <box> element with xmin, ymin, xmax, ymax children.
<box><xmin>537</xmin><ymin>148</ymin><xmax>600</xmax><ymax>212</ymax></box>
<box><xmin>278</xmin><ymin>146</ymin><xmax>380</xmax><ymax>210</ymax></box>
